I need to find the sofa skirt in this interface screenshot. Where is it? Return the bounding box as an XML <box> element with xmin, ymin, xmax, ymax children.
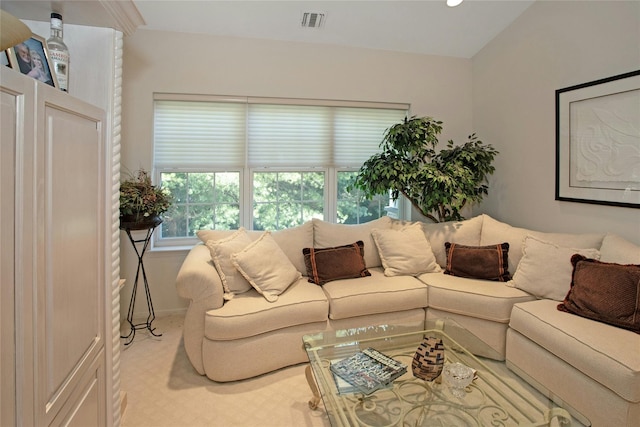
<box><xmin>506</xmin><ymin>328</ymin><xmax>639</xmax><ymax>427</ymax></box>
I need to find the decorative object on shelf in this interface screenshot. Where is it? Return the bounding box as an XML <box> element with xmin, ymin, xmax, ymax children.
<box><xmin>47</xmin><ymin>12</ymin><xmax>69</xmax><ymax>92</ymax></box>
<box><xmin>556</xmin><ymin>70</ymin><xmax>640</xmax><ymax>208</ymax></box>
<box><xmin>7</xmin><ymin>34</ymin><xmax>58</xmax><ymax>88</ymax></box>
<box><xmin>0</xmin><ymin>9</ymin><xmax>31</xmax><ymax>51</ymax></box>
<box><xmin>351</xmin><ymin>116</ymin><xmax>498</xmax><ymax>222</ymax></box>
<box><xmin>119</xmin><ymin>168</ymin><xmax>172</xmax><ymax>228</ymax></box>
<box><xmin>412</xmin><ymin>336</ymin><xmax>445</xmax><ymax>381</ymax></box>
<box><xmin>442</xmin><ymin>362</ymin><xmax>475</xmax><ymax>398</ymax></box>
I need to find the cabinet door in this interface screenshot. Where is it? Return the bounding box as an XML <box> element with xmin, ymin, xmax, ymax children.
<box><xmin>34</xmin><ymin>84</ymin><xmax>107</xmax><ymax>427</ymax></box>
<box><xmin>1</xmin><ymin>66</ymin><xmax>18</xmax><ymax>427</ymax></box>
<box><xmin>1</xmin><ymin>69</ymin><xmax>36</xmax><ymax>427</ymax></box>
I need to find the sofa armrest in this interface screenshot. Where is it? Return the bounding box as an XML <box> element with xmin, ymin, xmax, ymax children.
<box><xmin>176</xmin><ymin>243</ymin><xmax>224</xmax><ymax>375</ymax></box>
<box><xmin>176</xmin><ymin>243</ymin><xmax>224</xmax><ymax>305</ymax></box>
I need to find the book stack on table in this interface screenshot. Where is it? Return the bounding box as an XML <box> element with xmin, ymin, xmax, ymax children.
<box><xmin>330</xmin><ymin>347</ymin><xmax>407</xmax><ymax>395</ymax></box>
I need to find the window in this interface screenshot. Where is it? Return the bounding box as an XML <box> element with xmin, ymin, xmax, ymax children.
<box><xmin>153</xmin><ymin>94</ymin><xmax>408</xmax><ymax>247</ymax></box>
<box><xmin>337</xmin><ymin>171</ymin><xmax>389</xmax><ymax>224</ymax></box>
<box><xmin>253</xmin><ymin>171</ymin><xmax>324</xmax><ymax>230</ymax></box>
<box><xmin>161</xmin><ymin>172</ymin><xmax>241</xmax><ymax>240</ymax></box>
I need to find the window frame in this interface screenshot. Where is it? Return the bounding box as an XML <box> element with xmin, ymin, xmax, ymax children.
<box><xmin>249</xmin><ymin>167</ymin><xmax>328</xmax><ymax>230</ymax></box>
<box><xmin>151</xmin><ymin>94</ymin><xmax>409</xmax><ymax>249</ymax></box>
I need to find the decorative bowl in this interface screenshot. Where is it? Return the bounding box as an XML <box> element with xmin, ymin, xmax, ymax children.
<box><xmin>442</xmin><ymin>362</ymin><xmax>474</xmax><ymax>398</ymax></box>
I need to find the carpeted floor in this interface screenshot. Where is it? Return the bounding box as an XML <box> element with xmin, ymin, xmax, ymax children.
<box><xmin>120</xmin><ymin>314</ymin><xmax>585</xmax><ymax>427</ymax></box>
<box><xmin>120</xmin><ymin>314</ymin><xmax>330</xmax><ymax>427</ymax></box>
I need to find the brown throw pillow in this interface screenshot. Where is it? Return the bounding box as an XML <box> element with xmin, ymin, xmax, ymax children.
<box><xmin>558</xmin><ymin>254</ymin><xmax>640</xmax><ymax>333</ymax></box>
<box><xmin>444</xmin><ymin>242</ymin><xmax>511</xmax><ymax>281</ymax></box>
<box><xmin>303</xmin><ymin>241</ymin><xmax>371</xmax><ymax>285</ymax></box>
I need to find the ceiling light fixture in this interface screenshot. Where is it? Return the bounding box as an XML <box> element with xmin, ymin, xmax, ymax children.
<box><xmin>447</xmin><ymin>0</ymin><xmax>464</xmax><ymax>7</ymax></box>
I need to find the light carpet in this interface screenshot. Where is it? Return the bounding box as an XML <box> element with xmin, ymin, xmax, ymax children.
<box><xmin>120</xmin><ymin>314</ymin><xmax>330</xmax><ymax>427</ymax></box>
<box><xmin>120</xmin><ymin>314</ymin><xmax>585</xmax><ymax>427</ymax></box>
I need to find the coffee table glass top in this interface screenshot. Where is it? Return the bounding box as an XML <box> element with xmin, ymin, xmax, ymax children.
<box><xmin>303</xmin><ymin>319</ymin><xmax>572</xmax><ymax>427</ymax></box>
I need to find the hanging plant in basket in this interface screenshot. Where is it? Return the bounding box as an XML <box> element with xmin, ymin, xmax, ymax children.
<box><xmin>120</xmin><ymin>168</ymin><xmax>172</xmax><ymax>228</ymax></box>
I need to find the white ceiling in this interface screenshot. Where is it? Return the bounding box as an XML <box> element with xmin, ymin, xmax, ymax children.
<box><xmin>132</xmin><ymin>0</ymin><xmax>535</xmax><ymax>58</ymax></box>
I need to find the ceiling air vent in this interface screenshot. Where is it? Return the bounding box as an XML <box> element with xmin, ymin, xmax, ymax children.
<box><xmin>301</xmin><ymin>12</ymin><xmax>325</xmax><ymax>29</ymax></box>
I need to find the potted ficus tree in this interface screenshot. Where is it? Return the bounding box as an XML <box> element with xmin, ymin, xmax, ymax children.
<box><xmin>351</xmin><ymin>116</ymin><xmax>498</xmax><ymax>223</ymax></box>
<box><xmin>120</xmin><ymin>168</ymin><xmax>173</xmax><ymax>229</ymax></box>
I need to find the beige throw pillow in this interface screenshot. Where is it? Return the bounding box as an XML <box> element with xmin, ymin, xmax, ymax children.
<box><xmin>198</xmin><ymin>221</ymin><xmax>314</xmax><ymax>274</ymax></box>
<box><xmin>599</xmin><ymin>233</ymin><xmax>640</xmax><ymax>264</ymax></box>
<box><xmin>371</xmin><ymin>223</ymin><xmax>441</xmax><ymax>276</ymax></box>
<box><xmin>232</xmin><ymin>232</ymin><xmax>302</xmax><ymax>302</ymax></box>
<box><xmin>510</xmin><ymin>235</ymin><xmax>600</xmax><ymax>301</ymax></box>
<box><xmin>206</xmin><ymin>228</ymin><xmax>253</xmax><ymax>300</ymax></box>
<box><xmin>312</xmin><ymin>216</ymin><xmax>392</xmax><ymax>268</ymax></box>
<box><xmin>423</xmin><ymin>215</ymin><xmax>484</xmax><ymax>268</ymax></box>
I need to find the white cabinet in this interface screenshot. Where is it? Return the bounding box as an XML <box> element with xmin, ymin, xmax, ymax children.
<box><xmin>1</xmin><ymin>68</ymin><xmax>108</xmax><ymax>426</ymax></box>
<box><xmin>1</xmin><ymin>2</ymin><xmax>140</xmax><ymax>425</ymax></box>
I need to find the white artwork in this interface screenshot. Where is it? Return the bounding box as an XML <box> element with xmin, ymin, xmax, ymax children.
<box><xmin>570</xmin><ymin>89</ymin><xmax>640</xmax><ymax>189</ymax></box>
<box><xmin>556</xmin><ymin>71</ymin><xmax>640</xmax><ymax>207</ymax></box>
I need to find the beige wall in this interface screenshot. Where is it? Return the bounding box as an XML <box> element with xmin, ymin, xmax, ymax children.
<box><xmin>120</xmin><ymin>30</ymin><xmax>473</xmax><ymax>318</ymax></box>
<box><xmin>120</xmin><ymin>1</ymin><xmax>640</xmax><ymax>319</ymax></box>
<box><xmin>472</xmin><ymin>0</ymin><xmax>640</xmax><ymax>242</ymax></box>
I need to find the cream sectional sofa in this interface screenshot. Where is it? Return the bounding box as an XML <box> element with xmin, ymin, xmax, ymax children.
<box><xmin>175</xmin><ymin>214</ymin><xmax>640</xmax><ymax>427</ymax></box>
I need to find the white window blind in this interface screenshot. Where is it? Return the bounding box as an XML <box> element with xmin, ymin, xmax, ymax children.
<box><xmin>248</xmin><ymin>104</ymin><xmax>331</xmax><ymax>167</ymax></box>
<box><xmin>154</xmin><ymin>95</ymin><xmax>408</xmax><ymax>170</ymax></box>
<box><xmin>154</xmin><ymin>100</ymin><xmax>246</xmax><ymax>168</ymax></box>
<box><xmin>334</xmin><ymin>107</ymin><xmax>407</xmax><ymax>167</ymax></box>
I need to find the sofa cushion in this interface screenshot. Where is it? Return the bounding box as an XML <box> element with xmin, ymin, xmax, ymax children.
<box><xmin>269</xmin><ymin>221</ymin><xmax>314</xmax><ymax>274</ymax></box>
<box><xmin>479</xmin><ymin>215</ymin><xmax>530</xmax><ymax>274</ymax></box>
<box><xmin>423</xmin><ymin>215</ymin><xmax>484</xmax><ymax>268</ymax></box>
<box><xmin>510</xmin><ymin>299</ymin><xmax>640</xmax><ymax>402</ymax></box>
<box><xmin>509</xmin><ymin>235</ymin><xmax>600</xmax><ymax>301</ymax></box>
<box><xmin>558</xmin><ymin>255</ymin><xmax>640</xmax><ymax>333</ymax></box>
<box><xmin>206</xmin><ymin>228</ymin><xmax>253</xmax><ymax>299</ymax></box>
<box><xmin>321</xmin><ymin>267</ymin><xmax>428</xmax><ymax>320</ymax></box>
<box><xmin>303</xmin><ymin>241</ymin><xmax>370</xmax><ymax>285</ymax></box>
<box><xmin>444</xmin><ymin>242</ymin><xmax>511</xmax><ymax>281</ymax></box>
<box><xmin>198</xmin><ymin>221</ymin><xmax>313</xmax><ymax>274</ymax></box>
<box><xmin>479</xmin><ymin>214</ymin><xmax>605</xmax><ymax>274</ymax></box>
<box><xmin>421</xmin><ymin>273</ymin><xmax>535</xmax><ymax>323</ymax></box>
<box><xmin>313</xmin><ymin>216</ymin><xmax>392</xmax><ymax>268</ymax></box>
<box><xmin>204</xmin><ymin>278</ymin><xmax>328</xmax><ymax>340</ymax></box>
<box><xmin>232</xmin><ymin>232</ymin><xmax>302</xmax><ymax>302</ymax></box>
<box><xmin>371</xmin><ymin>222</ymin><xmax>441</xmax><ymax>276</ymax></box>
<box><xmin>599</xmin><ymin>233</ymin><xmax>640</xmax><ymax>264</ymax></box>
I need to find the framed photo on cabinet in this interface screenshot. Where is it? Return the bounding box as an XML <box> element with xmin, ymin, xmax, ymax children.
<box><xmin>555</xmin><ymin>70</ymin><xmax>640</xmax><ymax>208</ymax></box>
<box><xmin>7</xmin><ymin>34</ymin><xmax>58</xmax><ymax>88</ymax></box>
<box><xmin>1</xmin><ymin>50</ymin><xmax>11</xmax><ymax>68</ymax></box>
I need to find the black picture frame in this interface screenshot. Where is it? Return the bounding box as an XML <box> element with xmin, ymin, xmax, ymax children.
<box><xmin>7</xmin><ymin>34</ymin><xmax>58</xmax><ymax>88</ymax></box>
<box><xmin>555</xmin><ymin>70</ymin><xmax>640</xmax><ymax>208</ymax></box>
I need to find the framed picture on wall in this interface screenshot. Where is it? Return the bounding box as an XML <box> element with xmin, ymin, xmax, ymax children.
<box><xmin>555</xmin><ymin>70</ymin><xmax>640</xmax><ymax>208</ymax></box>
<box><xmin>7</xmin><ymin>35</ymin><xmax>58</xmax><ymax>88</ymax></box>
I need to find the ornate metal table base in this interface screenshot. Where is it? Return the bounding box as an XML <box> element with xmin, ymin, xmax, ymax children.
<box><xmin>305</xmin><ymin>366</ymin><xmax>572</xmax><ymax>426</ymax></box>
<box><xmin>306</xmin><ymin>365</ymin><xmax>322</xmax><ymax>410</ymax></box>
<box><xmin>120</xmin><ymin>218</ymin><xmax>162</xmax><ymax>345</ymax></box>
<box><xmin>303</xmin><ymin>322</ymin><xmax>575</xmax><ymax>427</ymax></box>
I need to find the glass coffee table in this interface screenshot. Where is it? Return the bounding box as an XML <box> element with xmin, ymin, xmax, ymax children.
<box><xmin>303</xmin><ymin>319</ymin><xmax>572</xmax><ymax>427</ymax></box>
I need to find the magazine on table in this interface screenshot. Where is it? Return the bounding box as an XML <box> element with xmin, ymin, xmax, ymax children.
<box><xmin>330</xmin><ymin>347</ymin><xmax>407</xmax><ymax>395</ymax></box>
